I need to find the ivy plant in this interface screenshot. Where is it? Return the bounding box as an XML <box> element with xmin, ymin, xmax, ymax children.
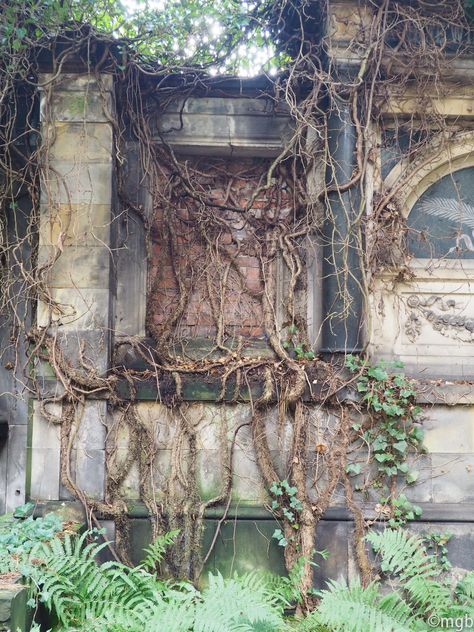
<box><xmin>345</xmin><ymin>355</ymin><xmax>425</xmax><ymax>528</ymax></box>
<box><xmin>282</xmin><ymin>324</ymin><xmax>315</xmax><ymax>361</ymax></box>
<box><xmin>424</xmin><ymin>531</ymin><xmax>452</xmax><ymax>571</ymax></box>
<box><xmin>270</xmin><ymin>479</ymin><xmax>303</xmax><ymax>547</ymax></box>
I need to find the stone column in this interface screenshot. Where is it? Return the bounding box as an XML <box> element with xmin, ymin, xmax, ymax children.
<box><xmin>320</xmin><ymin>1</ymin><xmax>372</xmax><ymax>353</ymax></box>
<box><xmin>28</xmin><ymin>73</ymin><xmax>114</xmax><ymax>502</ymax></box>
<box><xmin>321</xmin><ymin>101</ymin><xmax>363</xmax><ymax>352</ymax></box>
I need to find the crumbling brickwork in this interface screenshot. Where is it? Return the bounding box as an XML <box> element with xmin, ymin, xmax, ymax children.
<box><xmin>149</xmin><ymin>157</ymin><xmax>294</xmax><ymax>340</ymax></box>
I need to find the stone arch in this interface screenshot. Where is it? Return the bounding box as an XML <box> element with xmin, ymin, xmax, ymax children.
<box><xmin>384</xmin><ymin>130</ymin><xmax>474</xmax><ymax>219</ymax></box>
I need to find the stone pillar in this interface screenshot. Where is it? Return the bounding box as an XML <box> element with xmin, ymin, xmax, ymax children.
<box><xmin>321</xmin><ymin>101</ymin><xmax>363</xmax><ymax>352</ymax></box>
<box><xmin>320</xmin><ymin>1</ymin><xmax>372</xmax><ymax>353</ymax></box>
<box><xmin>28</xmin><ymin>73</ymin><xmax>114</xmax><ymax>502</ymax></box>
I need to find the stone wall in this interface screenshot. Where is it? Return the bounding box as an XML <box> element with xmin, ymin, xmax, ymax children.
<box><xmin>4</xmin><ymin>0</ymin><xmax>474</xmax><ymax>583</ymax></box>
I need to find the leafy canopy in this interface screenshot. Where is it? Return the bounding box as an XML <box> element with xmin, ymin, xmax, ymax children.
<box><xmin>1</xmin><ymin>0</ymin><xmax>281</xmax><ymax>74</ymax></box>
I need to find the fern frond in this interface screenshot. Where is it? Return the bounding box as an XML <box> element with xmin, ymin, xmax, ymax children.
<box><xmin>140</xmin><ymin>528</ymin><xmax>180</xmax><ymax>572</ymax></box>
<box><xmin>194</xmin><ymin>572</ymin><xmax>284</xmax><ymax>632</ymax></box>
<box><xmin>367</xmin><ymin>530</ymin><xmax>438</xmax><ymax>579</ymax></box>
<box><xmin>145</xmin><ymin>592</ymin><xmax>196</xmax><ymax>631</ymax></box>
<box><xmin>456</xmin><ymin>572</ymin><xmax>474</xmax><ymax>601</ymax></box>
<box><xmin>316</xmin><ymin>579</ymin><xmax>417</xmax><ymax>632</ymax></box>
<box><xmin>367</xmin><ymin>529</ymin><xmax>452</xmax><ymax>616</ymax></box>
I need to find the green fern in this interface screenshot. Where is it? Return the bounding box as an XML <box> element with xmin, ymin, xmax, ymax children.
<box><xmin>367</xmin><ymin>529</ymin><xmax>452</xmax><ymax>616</ymax></box>
<box><xmin>140</xmin><ymin>528</ymin><xmax>180</xmax><ymax>573</ymax></box>
<box><xmin>27</xmin><ymin>528</ymin><xmax>289</xmax><ymax>632</ymax></box>
<box><xmin>28</xmin><ymin>530</ymin><xmax>158</xmax><ymax>630</ymax></box>
<box><xmin>296</xmin><ymin>529</ymin><xmax>472</xmax><ymax>632</ymax></box>
<box><xmin>313</xmin><ymin>580</ymin><xmax>418</xmax><ymax>632</ymax></box>
<box><xmin>453</xmin><ymin>571</ymin><xmax>474</xmax><ymax>618</ymax></box>
<box><xmin>194</xmin><ymin>571</ymin><xmax>285</xmax><ymax>632</ymax></box>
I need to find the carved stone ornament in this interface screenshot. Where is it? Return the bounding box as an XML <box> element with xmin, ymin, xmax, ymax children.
<box><xmin>404</xmin><ymin>294</ymin><xmax>474</xmax><ymax>343</ymax></box>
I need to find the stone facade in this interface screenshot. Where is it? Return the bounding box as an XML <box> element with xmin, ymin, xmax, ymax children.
<box><xmin>2</xmin><ymin>0</ymin><xmax>474</xmax><ymax>583</ymax></box>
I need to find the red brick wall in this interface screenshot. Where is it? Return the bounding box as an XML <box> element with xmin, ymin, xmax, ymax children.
<box><xmin>149</xmin><ymin>157</ymin><xmax>292</xmax><ymax>340</ymax></box>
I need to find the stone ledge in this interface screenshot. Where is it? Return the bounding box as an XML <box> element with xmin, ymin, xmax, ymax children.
<box><xmin>31</xmin><ymin>499</ymin><xmax>474</xmax><ymax>524</ymax></box>
<box><xmin>153</xmin><ymin>97</ymin><xmax>293</xmax><ymax>157</ymax></box>
<box><xmin>37</xmin><ymin>374</ymin><xmax>474</xmax><ymax>404</ymax></box>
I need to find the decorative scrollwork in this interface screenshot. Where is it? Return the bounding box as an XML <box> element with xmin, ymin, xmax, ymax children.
<box><xmin>405</xmin><ymin>294</ymin><xmax>474</xmax><ymax>342</ymax></box>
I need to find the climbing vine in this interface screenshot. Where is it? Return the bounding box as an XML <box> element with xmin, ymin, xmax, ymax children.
<box><xmin>0</xmin><ymin>0</ymin><xmax>473</xmax><ymax>610</ymax></box>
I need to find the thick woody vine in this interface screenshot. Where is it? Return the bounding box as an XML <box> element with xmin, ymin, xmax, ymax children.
<box><xmin>0</xmin><ymin>0</ymin><xmax>472</xmax><ymax>609</ymax></box>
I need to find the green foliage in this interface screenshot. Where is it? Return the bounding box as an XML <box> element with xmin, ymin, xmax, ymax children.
<box><xmin>194</xmin><ymin>571</ymin><xmax>284</xmax><ymax>632</ymax></box>
<box><xmin>0</xmin><ymin>505</ymin><xmax>62</xmax><ymax>573</ymax></box>
<box><xmin>264</xmin><ymin>553</ymin><xmax>329</xmax><ymax>607</ymax></box>
<box><xmin>345</xmin><ymin>355</ymin><xmax>424</xmax><ymax>527</ymax></box>
<box><xmin>309</xmin><ymin>580</ymin><xmax>418</xmax><ymax>632</ymax></box>
<box><xmin>9</xmin><ymin>525</ymin><xmax>474</xmax><ymax>632</ymax></box>
<box><xmin>140</xmin><ymin>528</ymin><xmax>180</xmax><ymax>573</ymax></box>
<box><xmin>300</xmin><ymin>528</ymin><xmax>474</xmax><ymax>632</ymax></box>
<box><xmin>367</xmin><ymin>529</ymin><xmax>453</xmax><ymax>617</ymax></box>
<box><xmin>26</xmin><ymin>528</ymin><xmax>290</xmax><ymax>631</ymax></box>
<box><xmin>282</xmin><ymin>325</ymin><xmax>315</xmax><ymax>361</ymax></box>
<box><xmin>380</xmin><ymin>494</ymin><xmax>422</xmax><ymax>529</ymax></box>
<box><xmin>270</xmin><ymin>479</ymin><xmax>303</xmax><ymax>546</ymax></box>
<box><xmin>424</xmin><ymin>532</ymin><xmax>452</xmax><ymax>572</ymax></box>
<box><xmin>0</xmin><ymin>0</ymin><xmax>281</xmax><ymax>74</ymax></box>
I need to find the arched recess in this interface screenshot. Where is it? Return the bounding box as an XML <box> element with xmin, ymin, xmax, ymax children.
<box><xmin>369</xmin><ymin>131</ymin><xmax>474</xmax><ymax>378</ymax></box>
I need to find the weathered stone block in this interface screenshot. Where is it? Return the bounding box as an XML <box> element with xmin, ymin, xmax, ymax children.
<box><xmin>202</xmin><ymin>518</ymin><xmax>287</xmax><ymax>580</ymax></box>
<box><xmin>76</xmin><ymin>401</ymin><xmax>107</xmax><ymax>450</ymax></box>
<box><xmin>432</xmin><ymin>453</ymin><xmax>474</xmax><ymax>503</ymax></box>
<box><xmin>113</xmin><ymin>204</ymin><xmax>147</xmax><ymax>336</ymax></box>
<box><xmin>30</xmin><ymin>447</ymin><xmax>61</xmax><ymax>500</ymax></box>
<box><xmin>37</xmin><ymin>287</ymin><xmax>110</xmax><ymax>330</ymax></box>
<box><xmin>37</xmin><ymin>244</ymin><xmax>110</xmax><ymax>289</ymax></box>
<box><xmin>424</xmin><ymin>406</ymin><xmax>474</xmax><ymax>454</ymax></box>
<box><xmin>30</xmin><ymin>402</ymin><xmax>62</xmax><ymax>449</ymax></box>
<box><xmin>45</xmin><ymin>89</ymin><xmax>114</xmax><ymax>123</ymax></box>
<box><xmin>0</xmin><ymin>582</ymin><xmax>32</xmax><ymax>632</ymax></box>
<box><xmin>75</xmin><ymin>447</ymin><xmax>105</xmax><ymax>500</ymax></box>
<box><xmin>43</xmin><ymin>501</ymin><xmax>84</xmax><ymax>524</ymax></box>
<box><xmin>128</xmin><ymin>518</ymin><xmax>152</xmax><ymax>566</ymax></box>
<box><xmin>5</xmin><ymin>425</ymin><xmax>28</xmax><ymax>512</ymax></box>
<box><xmin>59</xmin><ymin>446</ymin><xmax>105</xmax><ymax>501</ymax></box>
<box><xmin>39</xmin><ymin>330</ymin><xmax>109</xmax><ymax>376</ymax></box>
<box><xmin>29</xmin><ymin>402</ymin><xmax>61</xmax><ymax>501</ymax></box>
<box><xmin>46</xmin><ymin>122</ymin><xmax>113</xmax><ymax>163</ymax></box>
<box><xmin>155</xmin><ymin>97</ymin><xmax>292</xmax><ymax>157</ymax></box>
<box><xmin>40</xmin><ymin>162</ymin><xmax>112</xmax><ymax>205</ymax></box>
<box><xmin>39</xmin><ymin>203</ymin><xmax>111</xmax><ymax>247</ymax></box>
<box><xmin>40</xmin><ymin>73</ymin><xmax>114</xmax><ymax>93</ymax></box>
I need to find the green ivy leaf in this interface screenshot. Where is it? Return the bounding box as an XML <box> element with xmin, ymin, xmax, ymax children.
<box><xmin>367</xmin><ymin>366</ymin><xmax>388</xmax><ymax>381</ymax></box>
<box><xmin>372</xmin><ymin>436</ymin><xmax>388</xmax><ymax>451</ymax></box>
<box><xmin>406</xmin><ymin>470</ymin><xmax>419</xmax><ymax>484</ymax></box>
<box><xmin>345</xmin><ymin>463</ymin><xmax>361</xmax><ymax>476</ymax></box>
<box><xmin>393</xmin><ymin>440</ymin><xmax>408</xmax><ymax>453</ymax></box>
<box><xmin>410</xmin><ymin>426</ymin><xmax>424</xmax><ymax>443</ymax></box>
